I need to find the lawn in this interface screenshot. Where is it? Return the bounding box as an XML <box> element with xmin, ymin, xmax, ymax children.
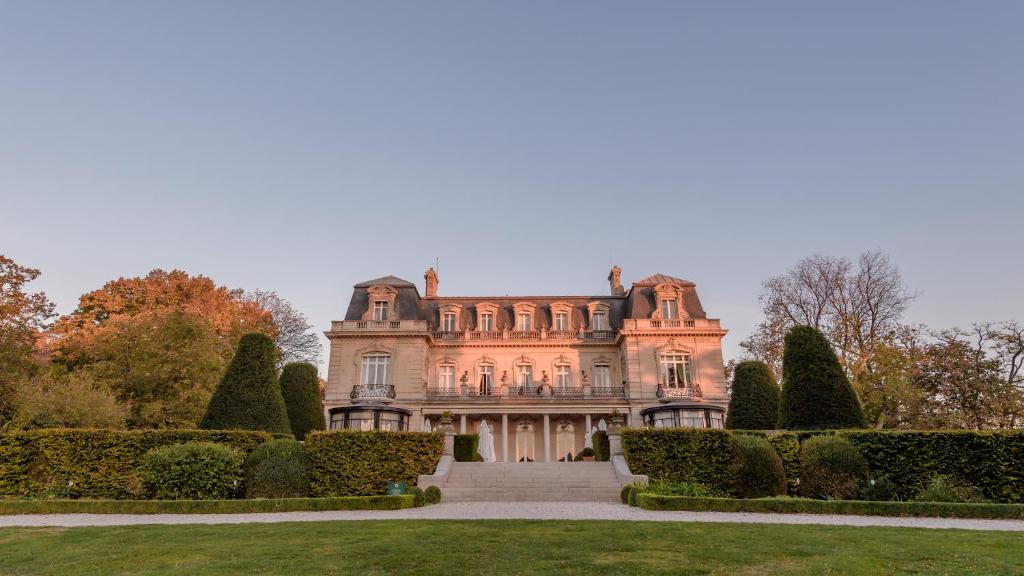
<box><xmin>0</xmin><ymin>520</ymin><xmax>1021</xmax><ymax>575</ymax></box>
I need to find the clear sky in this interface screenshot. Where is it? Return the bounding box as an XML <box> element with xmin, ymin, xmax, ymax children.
<box><xmin>2</xmin><ymin>1</ymin><xmax>1022</xmax><ymax>368</ymax></box>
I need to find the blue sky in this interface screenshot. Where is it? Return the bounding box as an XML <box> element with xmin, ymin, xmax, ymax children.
<box><xmin>2</xmin><ymin>1</ymin><xmax>1022</xmax><ymax>367</ymax></box>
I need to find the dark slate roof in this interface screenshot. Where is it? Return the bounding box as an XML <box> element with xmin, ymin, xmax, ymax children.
<box><xmin>632</xmin><ymin>273</ymin><xmax>695</xmax><ymax>287</ymax></box>
<box><xmin>353</xmin><ymin>276</ymin><xmax>417</xmax><ymax>288</ymax></box>
<box><xmin>624</xmin><ymin>275</ymin><xmax>707</xmax><ymax>319</ymax></box>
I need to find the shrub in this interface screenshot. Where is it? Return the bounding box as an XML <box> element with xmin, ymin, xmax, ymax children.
<box><xmin>732</xmin><ymin>434</ymin><xmax>787</xmax><ymax>498</ymax></box>
<box><xmin>778</xmin><ymin>326</ymin><xmax>866</xmax><ymax>430</ymax></box>
<box><xmin>627</xmin><ymin>483</ymin><xmax>645</xmax><ymax>506</ymax></box>
<box><xmin>243</xmin><ymin>439</ymin><xmax>310</xmax><ymax>499</ymax></box>
<box><xmin>765</xmin><ymin>433</ymin><xmax>801</xmax><ymax>494</ymax></box>
<box><xmin>139</xmin><ymin>442</ymin><xmax>243</xmax><ymax>500</ymax></box>
<box><xmin>0</xmin><ymin>429</ymin><xmax>269</xmax><ymax>499</ymax></box>
<box><xmin>592</xmin><ymin>431</ymin><xmax>609</xmax><ymax>461</ymax></box>
<box><xmin>914</xmin><ymin>475</ymin><xmax>988</xmax><ymax>503</ymax></box>
<box><xmin>408</xmin><ymin>486</ymin><xmax>426</xmax><ymax>507</ymax></box>
<box><xmin>454</xmin><ymin>434</ymin><xmax>479</xmax><ymax>462</ymax></box>
<box><xmin>573</xmin><ymin>447</ymin><xmax>595</xmax><ymax>461</ymax></box>
<box><xmin>278</xmin><ymin>363</ymin><xmax>326</xmax><ymax>441</ymax></box>
<box><xmin>646</xmin><ymin>479</ymin><xmax>722</xmax><ymax>498</ymax></box>
<box><xmin>726</xmin><ymin>361</ymin><xmax>779</xmax><ymax>430</ymax></box>
<box><xmin>855</xmin><ymin>474</ymin><xmax>899</xmax><ymax>502</ymax></box>
<box><xmin>620</xmin><ymin>483</ymin><xmax>633</xmax><ymax>504</ymax></box>
<box><xmin>200</xmin><ymin>333</ymin><xmax>291</xmax><ymax>435</ymax></box>
<box><xmin>425</xmin><ymin>485</ymin><xmax>442</xmax><ymax>504</ymax></box>
<box><xmin>305</xmin><ymin>430</ymin><xmax>443</xmax><ymax>496</ymax></box>
<box><xmin>622</xmin><ymin>429</ymin><xmax>737</xmax><ymax>494</ymax></box>
<box><xmin>800</xmin><ymin>435</ymin><xmax>869</xmax><ymax>500</ymax></box>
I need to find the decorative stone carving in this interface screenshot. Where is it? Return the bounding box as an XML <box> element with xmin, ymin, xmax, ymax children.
<box><xmin>608</xmin><ymin>266</ymin><xmax>624</xmax><ymax>296</ymax></box>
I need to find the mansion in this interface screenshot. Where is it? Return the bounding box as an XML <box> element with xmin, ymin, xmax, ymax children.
<box><xmin>323</xmin><ymin>267</ymin><xmax>729</xmax><ymax>463</ymax></box>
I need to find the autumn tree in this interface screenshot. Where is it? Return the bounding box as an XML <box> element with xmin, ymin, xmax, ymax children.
<box><xmin>0</xmin><ymin>255</ymin><xmax>55</xmax><ymax>420</ymax></box>
<box><xmin>245</xmin><ymin>290</ymin><xmax>321</xmax><ymax>365</ymax></box>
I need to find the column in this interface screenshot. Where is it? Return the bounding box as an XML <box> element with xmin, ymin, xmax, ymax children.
<box><xmin>460</xmin><ymin>414</ymin><xmax>467</xmax><ymax>434</ymax></box>
<box><xmin>502</xmin><ymin>414</ymin><xmax>509</xmax><ymax>463</ymax></box>
<box><xmin>543</xmin><ymin>414</ymin><xmax>551</xmax><ymax>462</ymax></box>
<box><xmin>585</xmin><ymin>414</ymin><xmax>592</xmax><ymax>434</ymax></box>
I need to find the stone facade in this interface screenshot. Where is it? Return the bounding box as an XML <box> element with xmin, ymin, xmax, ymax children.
<box><xmin>324</xmin><ymin>268</ymin><xmax>728</xmax><ymax>462</ymax></box>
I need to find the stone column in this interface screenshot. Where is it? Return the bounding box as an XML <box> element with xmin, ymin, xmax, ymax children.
<box><xmin>585</xmin><ymin>414</ymin><xmax>592</xmax><ymax>435</ymax></box>
<box><xmin>460</xmin><ymin>414</ymin><xmax>467</xmax><ymax>434</ymax></box>
<box><xmin>440</xmin><ymin>414</ymin><xmax>455</xmax><ymax>456</ymax></box>
<box><xmin>543</xmin><ymin>414</ymin><xmax>551</xmax><ymax>462</ymax></box>
<box><xmin>502</xmin><ymin>414</ymin><xmax>509</xmax><ymax>462</ymax></box>
<box><xmin>608</xmin><ymin>410</ymin><xmax>625</xmax><ymax>456</ymax></box>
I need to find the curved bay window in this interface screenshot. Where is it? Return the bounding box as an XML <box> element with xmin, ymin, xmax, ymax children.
<box><xmin>641</xmin><ymin>404</ymin><xmax>725</xmax><ymax>430</ymax></box>
<box><xmin>329</xmin><ymin>406</ymin><xmax>410</xmax><ymax>431</ymax></box>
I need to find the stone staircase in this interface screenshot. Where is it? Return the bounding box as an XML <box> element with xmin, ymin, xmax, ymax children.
<box><xmin>427</xmin><ymin>462</ymin><xmax>623</xmax><ymax>502</ymax></box>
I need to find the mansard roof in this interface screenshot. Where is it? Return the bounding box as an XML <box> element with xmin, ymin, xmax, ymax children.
<box><xmin>353</xmin><ymin>275</ymin><xmax>417</xmax><ymax>288</ymax></box>
<box><xmin>632</xmin><ymin>273</ymin><xmax>695</xmax><ymax>287</ymax></box>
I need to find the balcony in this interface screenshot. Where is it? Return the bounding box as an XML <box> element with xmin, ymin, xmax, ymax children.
<box><xmin>429</xmin><ymin>329</ymin><xmax>617</xmax><ymax>342</ymax></box>
<box><xmin>329</xmin><ymin>320</ymin><xmax>428</xmax><ymax>333</ymax></box>
<box><xmin>656</xmin><ymin>383</ymin><xmax>704</xmax><ymax>401</ymax></box>
<box><xmin>622</xmin><ymin>318</ymin><xmax>723</xmax><ymax>332</ymax></box>
<box><xmin>350</xmin><ymin>384</ymin><xmax>396</xmax><ymax>402</ymax></box>
<box><xmin>425</xmin><ymin>383</ymin><xmax>626</xmax><ymax>401</ymax></box>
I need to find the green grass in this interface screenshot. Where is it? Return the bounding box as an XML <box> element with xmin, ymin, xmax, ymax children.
<box><xmin>637</xmin><ymin>494</ymin><xmax>1024</xmax><ymax>519</ymax></box>
<box><xmin>0</xmin><ymin>520</ymin><xmax>1021</xmax><ymax>575</ymax></box>
<box><xmin>0</xmin><ymin>495</ymin><xmax>415</xmax><ymax>515</ymax></box>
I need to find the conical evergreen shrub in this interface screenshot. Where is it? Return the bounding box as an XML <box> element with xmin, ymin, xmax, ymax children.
<box><xmin>777</xmin><ymin>326</ymin><xmax>866</xmax><ymax>430</ymax></box>
<box><xmin>200</xmin><ymin>333</ymin><xmax>292</xmax><ymax>434</ymax></box>
<box><xmin>279</xmin><ymin>362</ymin><xmax>326</xmax><ymax>440</ymax></box>
<box><xmin>726</xmin><ymin>360</ymin><xmax>780</xmax><ymax>430</ymax></box>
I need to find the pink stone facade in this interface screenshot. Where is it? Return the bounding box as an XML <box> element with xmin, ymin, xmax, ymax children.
<box><xmin>324</xmin><ymin>268</ymin><xmax>728</xmax><ymax>462</ymax></box>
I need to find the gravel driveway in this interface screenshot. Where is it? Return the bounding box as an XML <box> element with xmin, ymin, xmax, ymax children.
<box><xmin>1</xmin><ymin>502</ymin><xmax>1022</xmax><ymax>531</ymax></box>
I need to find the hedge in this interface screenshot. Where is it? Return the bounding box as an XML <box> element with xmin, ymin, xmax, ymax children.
<box><xmin>454</xmin><ymin>434</ymin><xmax>479</xmax><ymax>462</ymax></box>
<box><xmin>622</xmin><ymin>429</ymin><xmax>737</xmax><ymax>494</ymax></box>
<box><xmin>592</xmin><ymin>431</ymin><xmax>609</xmax><ymax>462</ymax></box>
<box><xmin>0</xmin><ymin>495</ymin><xmax>417</xmax><ymax>515</ymax></box>
<box><xmin>305</xmin><ymin>430</ymin><xmax>443</xmax><ymax>496</ymax></box>
<box><xmin>0</xmin><ymin>429</ymin><xmax>270</xmax><ymax>499</ymax></box>
<box><xmin>279</xmin><ymin>362</ymin><xmax>326</xmax><ymax>441</ymax></box>
<box><xmin>778</xmin><ymin>325</ymin><xmax>865</xmax><ymax>429</ymax></box>
<box><xmin>726</xmin><ymin>360</ymin><xmax>779</xmax><ymax>430</ymax></box>
<box><xmin>635</xmin><ymin>494</ymin><xmax>1024</xmax><ymax>520</ymax></box>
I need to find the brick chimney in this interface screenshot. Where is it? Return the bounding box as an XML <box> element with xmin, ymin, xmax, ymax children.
<box><xmin>424</xmin><ymin>267</ymin><xmax>438</xmax><ymax>297</ymax></box>
<box><xmin>608</xmin><ymin>266</ymin><xmax>624</xmax><ymax>296</ymax></box>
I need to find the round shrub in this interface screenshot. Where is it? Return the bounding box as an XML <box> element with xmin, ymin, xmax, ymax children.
<box><xmin>627</xmin><ymin>483</ymin><xmax>645</xmax><ymax>507</ymax></box>
<box><xmin>425</xmin><ymin>485</ymin><xmax>442</xmax><ymax>504</ymax></box>
<box><xmin>140</xmin><ymin>442</ymin><xmax>243</xmax><ymax>500</ymax></box>
<box><xmin>408</xmin><ymin>486</ymin><xmax>426</xmax><ymax>507</ymax></box>
<box><xmin>243</xmin><ymin>439</ymin><xmax>311</xmax><ymax>499</ymax></box>
<box><xmin>731</xmin><ymin>434</ymin><xmax>787</xmax><ymax>498</ymax></box>
<box><xmin>799</xmin><ymin>435</ymin><xmax>869</xmax><ymax>500</ymax></box>
<box><xmin>620</xmin><ymin>483</ymin><xmax>632</xmax><ymax>504</ymax></box>
<box><xmin>855</xmin><ymin>474</ymin><xmax>899</xmax><ymax>502</ymax></box>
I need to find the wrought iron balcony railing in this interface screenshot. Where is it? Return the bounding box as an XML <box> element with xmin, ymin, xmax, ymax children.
<box><xmin>656</xmin><ymin>383</ymin><xmax>703</xmax><ymax>400</ymax></box>
<box><xmin>350</xmin><ymin>384</ymin><xmax>396</xmax><ymax>401</ymax></box>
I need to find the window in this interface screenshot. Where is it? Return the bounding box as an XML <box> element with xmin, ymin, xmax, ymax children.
<box><xmin>517</xmin><ymin>312</ymin><xmax>532</xmax><ymax>331</ymax></box>
<box><xmin>660</xmin><ymin>299</ymin><xmax>679</xmax><ymax>320</ymax></box>
<box><xmin>372</xmin><ymin>301</ymin><xmax>388</xmax><ymax>321</ymax></box>
<box><xmin>594</xmin><ymin>364</ymin><xmax>611</xmax><ymax>388</ymax></box>
<box><xmin>680</xmin><ymin>409</ymin><xmax>705</xmax><ymax>428</ymax></box>
<box><xmin>515</xmin><ymin>364</ymin><xmax>533</xmax><ymax>393</ymax></box>
<box><xmin>439</xmin><ymin>364</ymin><xmax>455</xmax><ymax>393</ymax></box>
<box><xmin>555</xmin><ymin>364</ymin><xmax>572</xmax><ymax>389</ymax></box>
<box><xmin>554</xmin><ymin>312</ymin><xmax>568</xmax><ymax>331</ymax></box>
<box><xmin>659</xmin><ymin>354</ymin><xmax>691</xmax><ymax>388</ymax></box>
<box><xmin>442</xmin><ymin>312</ymin><xmax>457</xmax><ymax>332</ymax></box>
<box><xmin>591</xmin><ymin>311</ymin><xmax>608</xmax><ymax>330</ymax></box>
<box><xmin>480</xmin><ymin>312</ymin><xmax>493</xmax><ymax>332</ymax></box>
<box><xmin>361</xmin><ymin>354</ymin><xmax>390</xmax><ymax>386</ymax></box>
<box><xmin>709</xmin><ymin>412</ymin><xmax>724</xmax><ymax>429</ymax></box>
<box><xmin>478</xmin><ymin>365</ymin><xmax>494</xmax><ymax>395</ymax></box>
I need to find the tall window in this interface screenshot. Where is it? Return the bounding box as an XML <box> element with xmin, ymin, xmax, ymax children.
<box><xmin>594</xmin><ymin>364</ymin><xmax>611</xmax><ymax>388</ymax></box>
<box><xmin>439</xmin><ymin>364</ymin><xmax>455</xmax><ymax>393</ymax></box>
<box><xmin>361</xmin><ymin>354</ymin><xmax>390</xmax><ymax>386</ymax></box>
<box><xmin>659</xmin><ymin>354</ymin><xmax>690</xmax><ymax>388</ymax></box>
<box><xmin>555</xmin><ymin>364</ymin><xmax>572</xmax><ymax>389</ymax></box>
<box><xmin>373</xmin><ymin>301</ymin><xmax>388</xmax><ymax>321</ymax></box>
<box><xmin>554</xmin><ymin>312</ymin><xmax>568</xmax><ymax>331</ymax></box>
<box><xmin>515</xmin><ymin>364</ymin><xmax>533</xmax><ymax>392</ymax></box>
<box><xmin>517</xmin><ymin>312</ymin><xmax>532</xmax><ymax>331</ymax></box>
<box><xmin>442</xmin><ymin>312</ymin><xmax>456</xmax><ymax>332</ymax></box>
<box><xmin>480</xmin><ymin>312</ymin><xmax>493</xmax><ymax>332</ymax></box>
<box><xmin>680</xmin><ymin>409</ymin><xmax>705</xmax><ymax>428</ymax></box>
<box><xmin>478</xmin><ymin>365</ymin><xmax>494</xmax><ymax>395</ymax></box>
<box><xmin>591</xmin><ymin>311</ymin><xmax>608</xmax><ymax>330</ymax></box>
<box><xmin>660</xmin><ymin>299</ymin><xmax>679</xmax><ymax>320</ymax></box>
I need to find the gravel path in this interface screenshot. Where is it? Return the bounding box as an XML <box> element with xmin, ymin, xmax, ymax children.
<box><xmin>1</xmin><ymin>502</ymin><xmax>1022</xmax><ymax>531</ymax></box>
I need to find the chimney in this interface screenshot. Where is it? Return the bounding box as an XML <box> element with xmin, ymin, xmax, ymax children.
<box><xmin>424</xmin><ymin>267</ymin><xmax>438</xmax><ymax>297</ymax></box>
<box><xmin>608</xmin><ymin>266</ymin><xmax>624</xmax><ymax>296</ymax></box>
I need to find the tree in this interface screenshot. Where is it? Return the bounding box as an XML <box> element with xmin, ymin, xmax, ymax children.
<box><xmin>279</xmin><ymin>362</ymin><xmax>326</xmax><ymax>440</ymax></box>
<box><xmin>245</xmin><ymin>290</ymin><xmax>321</xmax><ymax>365</ymax></box>
<box><xmin>0</xmin><ymin>255</ymin><xmax>56</xmax><ymax>420</ymax></box>
<box><xmin>778</xmin><ymin>325</ymin><xmax>866</xmax><ymax>430</ymax></box>
<box><xmin>726</xmin><ymin>360</ymin><xmax>779</xmax><ymax>430</ymax></box>
<box><xmin>200</xmin><ymin>333</ymin><xmax>291</xmax><ymax>434</ymax></box>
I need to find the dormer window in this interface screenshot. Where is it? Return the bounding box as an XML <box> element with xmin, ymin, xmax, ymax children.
<box><xmin>517</xmin><ymin>312</ymin><xmax>532</xmax><ymax>331</ymax></box>
<box><xmin>373</xmin><ymin>301</ymin><xmax>389</xmax><ymax>321</ymax></box>
<box><xmin>591</xmin><ymin>311</ymin><xmax>608</xmax><ymax>331</ymax></box>
<box><xmin>660</xmin><ymin>299</ymin><xmax>679</xmax><ymax>320</ymax></box>
<box><xmin>554</xmin><ymin>312</ymin><xmax>568</xmax><ymax>331</ymax></box>
<box><xmin>481</xmin><ymin>312</ymin><xmax>494</xmax><ymax>332</ymax></box>
<box><xmin>442</xmin><ymin>312</ymin><xmax>457</xmax><ymax>332</ymax></box>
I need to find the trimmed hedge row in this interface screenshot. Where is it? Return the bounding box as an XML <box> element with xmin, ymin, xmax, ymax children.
<box><xmin>0</xmin><ymin>429</ymin><xmax>270</xmax><ymax>499</ymax></box>
<box><xmin>0</xmin><ymin>495</ymin><xmax>416</xmax><ymax>515</ymax></box>
<box><xmin>635</xmin><ymin>494</ymin><xmax>1024</xmax><ymax>520</ymax></box>
<box><xmin>305</xmin><ymin>430</ymin><xmax>443</xmax><ymax>497</ymax></box>
<box><xmin>622</xmin><ymin>429</ymin><xmax>737</xmax><ymax>492</ymax></box>
<box><xmin>454</xmin><ymin>434</ymin><xmax>479</xmax><ymax>462</ymax></box>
